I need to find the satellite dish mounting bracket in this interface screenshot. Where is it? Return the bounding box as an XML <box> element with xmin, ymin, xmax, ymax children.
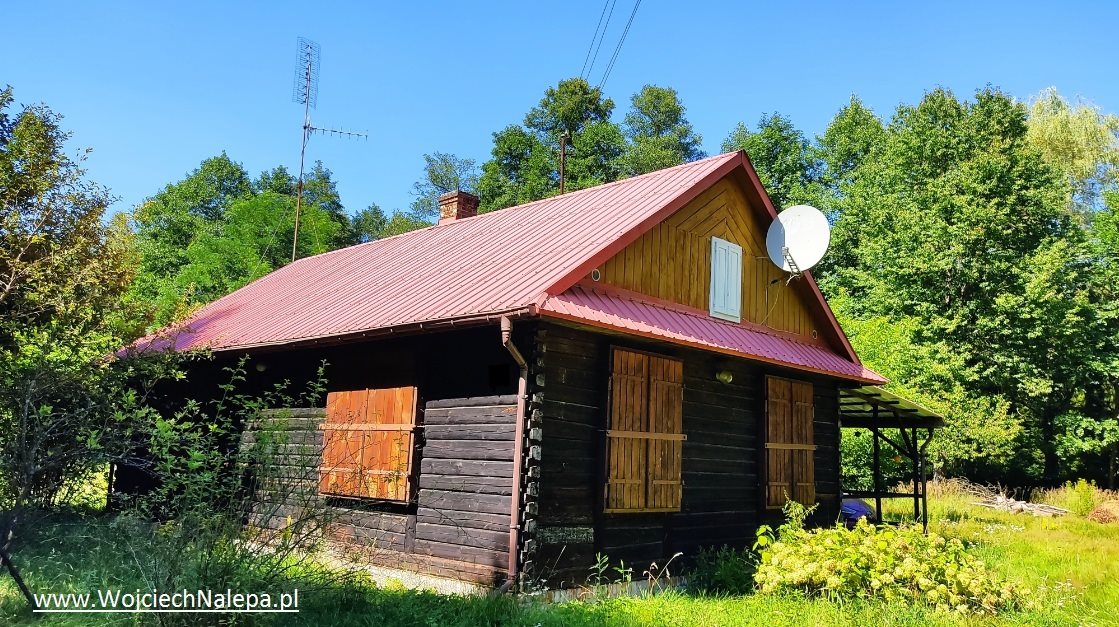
<box><xmin>782</xmin><ymin>246</ymin><xmax>802</xmax><ymax>279</ymax></box>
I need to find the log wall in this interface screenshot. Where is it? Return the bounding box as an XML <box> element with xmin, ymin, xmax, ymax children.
<box><xmin>241</xmin><ymin>395</ymin><xmax>518</xmax><ymax>585</ymax></box>
<box><xmin>532</xmin><ymin>321</ymin><xmax>842</xmax><ymax>587</ymax></box>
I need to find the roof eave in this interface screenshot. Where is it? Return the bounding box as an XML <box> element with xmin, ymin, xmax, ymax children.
<box><xmin>156</xmin><ymin>307</ymin><xmax>539</xmax><ymax>356</ymax></box>
<box><xmin>538</xmin><ymin>308</ymin><xmax>885</xmax><ymax>386</ymax></box>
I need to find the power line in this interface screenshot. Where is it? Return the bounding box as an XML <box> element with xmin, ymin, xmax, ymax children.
<box><xmin>597</xmin><ymin>0</ymin><xmax>642</xmax><ymax>89</ymax></box>
<box><xmin>584</xmin><ymin>0</ymin><xmax>617</xmax><ymax>80</ymax></box>
<box><xmin>579</xmin><ymin>0</ymin><xmax>612</xmax><ymax>78</ymax></box>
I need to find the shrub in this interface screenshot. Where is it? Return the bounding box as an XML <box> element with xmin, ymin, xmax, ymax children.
<box><xmin>1036</xmin><ymin>479</ymin><xmax>1116</xmax><ymax>516</ymax></box>
<box><xmin>1066</xmin><ymin>479</ymin><xmax>1100</xmax><ymax>517</ymax></box>
<box><xmin>753</xmin><ymin>514</ymin><xmax>1025</xmax><ymax>614</ymax></box>
<box><xmin>686</xmin><ymin>546</ymin><xmax>756</xmax><ymax>595</ymax></box>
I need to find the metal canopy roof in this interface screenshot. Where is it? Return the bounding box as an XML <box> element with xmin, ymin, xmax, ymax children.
<box><xmin>839</xmin><ymin>386</ymin><xmax>944</xmax><ymax>429</ymax></box>
<box><xmin>541</xmin><ymin>284</ymin><xmax>884</xmax><ymax>384</ymax></box>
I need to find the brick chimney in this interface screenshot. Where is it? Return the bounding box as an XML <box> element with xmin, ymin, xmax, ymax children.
<box><xmin>438</xmin><ymin>190</ymin><xmax>480</xmax><ymax>224</ymax></box>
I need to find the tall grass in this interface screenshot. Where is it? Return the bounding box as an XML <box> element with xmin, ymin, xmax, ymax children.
<box><xmin>1034</xmin><ymin>479</ymin><xmax>1119</xmax><ymax>516</ymax></box>
<box><xmin>3</xmin><ymin>484</ymin><xmax>1119</xmax><ymax>626</ymax></box>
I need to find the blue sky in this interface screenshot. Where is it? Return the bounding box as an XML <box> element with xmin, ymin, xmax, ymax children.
<box><xmin>7</xmin><ymin>1</ymin><xmax>1117</xmax><ymax>218</ymax></box>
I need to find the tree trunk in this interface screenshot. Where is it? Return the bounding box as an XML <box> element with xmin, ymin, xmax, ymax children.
<box><xmin>1040</xmin><ymin>406</ymin><xmax>1060</xmax><ymax>484</ymax></box>
<box><xmin>1110</xmin><ymin>443</ymin><xmax>1117</xmax><ymax>491</ymax></box>
<box><xmin>0</xmin><ymin>513</ymin><xmax>36</xmax><ymax>610</ymax></box>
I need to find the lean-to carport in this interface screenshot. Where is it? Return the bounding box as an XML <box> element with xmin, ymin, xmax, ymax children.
<box><xmin>839</xmin><ymin>386</ymin><xmax>944</xmax><ymax>530</ymax></box>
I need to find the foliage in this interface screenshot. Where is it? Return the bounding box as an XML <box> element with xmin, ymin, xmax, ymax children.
<box><xmin>97</xmin><ymin>359</ymin><xmax>363</xmax><ymax>626</ymax></box>
<box><xmin>1066</xmin><ymin>479</ymin><xmax>1100</xmax><ymax>517</ymax></box>
<box><xmin>0</xmin><ymin>86</ymin><xmax>163</xmax><ymax>512</ymax></box>
<box><xmin>477</xmin><ymin>78</ymin><xmax>622</xmax><ymax>211</ymax></box>
<box><xmin>7</xmin><ymin>495</ymin><xmax>1119</xmax><ymax>625</ymax></box>
<box><xmin>1026</xmin><ymin>87</ymin><xmax>1119</xmax><ymax>216</ymax></box>
<box><xmin>621</xmin><ymin>85</ymin><xmax>705</xmax><ymax>176</ymax></box>
<box><xmin>810</xmin><ymin>87</ymin><xmax>1119</xmax><ymax>483</ymax></box>
<box><xmin>407</xmin><ymin>152</ymin><xmax>478</xmax><ymax>221</ymax></box>
<box><xmin>831</xmin><ymin>292</ymin><xmax>1019</xmax><ymax>475</ymax></box>
<box><xmin>129</xmin><ymin>157</ymin><xmax>352</xmax><ymax>327</ymax></box>
<box><xmin>754</xmin><ymin>516</ymin><xmax>1024</xmax><ymax>614</ymax></box>
<box><xmin>477</xmin><ymin>79</ymin><xmax>704</xmax><ymax>211</ymax></box>
<box><xmin>1035</xmin><ymin>479</ymin><xmax>1109</xmax><ymax>517</ymax></box>
<box><xmin>721</xmin><ymin>113</ymin><xmax>824</xmax><ymax>209</ymax></box>
<box><xmin>686</xmin><ymin>546</ymin><xmax>756</xmax><ymax>596</ymax></box>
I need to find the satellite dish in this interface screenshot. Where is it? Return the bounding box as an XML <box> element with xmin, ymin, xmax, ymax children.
<box><xmin>765</xmin><ymin>205</ymin><xmax>830</xmax><ymax>274</ymax></box>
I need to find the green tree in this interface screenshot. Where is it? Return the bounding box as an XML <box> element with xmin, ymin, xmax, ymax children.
<box><xmin>351</xmin><ymin>204</ymin><xmax>388</xmax><ymax>243</ymax></box>
<box><xmin>0</xmin><ymin>87</ymin><xmax>165</xmax><ymax>605</ymax></box>
<box><xmin>524</xmin><ymin>78</ymin><xmax>614</xmax><ymax>138</ymax></box>
<box><xmin>477</xmin><ymin>125</ymin><xmax>557</xmax><ymax>212</ymax></box>
<box><xmin>350</xmin><ymin>203</ymin><xmax>430</xmax><ymax>242</ymax></box>
<box><xmin>721</xmin><ymin>113</ymin><xmax>824</xmax><ymax>209</ymax></box>
<box><xmin>1026</xmin><ymin>87</ymin><xmax>1119</xmax><ymax>217</ymax></box>
<box><xmin>831</xmin><ymin>293</ymin><xmax>1019</xmax><ymax>476</ymax></box>
<box><xmin>408</xmin><ymin>152</ymin><xmax>478</xmax><ymax>220</ymax></box>
<box><xmin>130</xmin><ymin>157</ymin><xmax>352</xmax><ymax>326</ymax></box>
<box><xmin>620</xmin><ymin>85</ymin><xmax>705</xmax><ymax>175</ymax></box>
<box><xmin>477</xmin><ymin>78</ymin><xmax>625</xmax><ymax>212</ymax></box>
<box><xmin>819</xmin><ymin>87</ymin><xmax>1114</xmax><ymax>482</ymax></box>
<box><xmin>816</xmin><ymin>97</ymin><xmax>885</xmax><ymax>194</ymax></box>
<box><xmin>131</xmin><ymin>154</ymin><xmax>252</xmax><ymax>288</ymax></box>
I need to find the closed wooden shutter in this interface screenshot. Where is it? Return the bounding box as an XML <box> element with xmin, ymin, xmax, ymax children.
<box><xmin>709</xmin><ymin>236</ymin><xmax>743</xmax><ymax>322</ymax></box>
<box><xmin>319</xmin><ymin>386</ymin><xmax>418</xmax><ymax>502</ymax></box>
<box><xmin>765</xmin><ymin>377</ymin><xmax>815</xmax><ymax>508</ymax></box>
<box><xmin>605</xmin><ymin>349</ymin><xmax>685</xmax><ymax>513</ymax></box>
<box><xmin>647</xmin><ymin>355</ymin><xmax>684</xmax><ymax>510</ymax></box>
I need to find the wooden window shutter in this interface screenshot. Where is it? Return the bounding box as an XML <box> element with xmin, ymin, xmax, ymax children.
<box><xmin>319</xmin><ymin>387</ymin><xmax>418</xmax><ymax>502</ymax></box>
<box><xmin>765</xmin><ymin>377</ymin><xmax>815</xmax><ymax>509</ymax></box>
<box><xmin>646</xmin><ymin>355</ymin><xmax>684</xmax><ymax>510</ymax></box>
<box><xmin>709</xmin><ymin>237</ymin><xmax>743</xmax><ymax>322</ymax></box>
<box><xmin>605</xmin><ymin>349</ymin><xmax>685</xmax><ymax>513</ymax></box>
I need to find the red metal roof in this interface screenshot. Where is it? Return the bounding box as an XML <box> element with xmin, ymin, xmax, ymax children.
<box><xmin>540</xmin><ymin>285</ymin><xmax>886</xmax><ymax>385</ymax></box>
<box><xmin>134</xmin><ymin>151</ymin><xmax>880</xmax><ymax>383</ymax></box>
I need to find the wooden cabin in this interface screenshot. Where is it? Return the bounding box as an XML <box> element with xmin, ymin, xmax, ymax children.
<box><xmin>132</xmin><ymin>151</ymin><xmax>890</xmax><ymax>590</ymax></box>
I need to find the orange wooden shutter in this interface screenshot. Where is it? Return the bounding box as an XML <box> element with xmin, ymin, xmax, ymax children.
<box><xmin>646</xmin><ymin>355</ymin><xmax>683</xmax><ymax>510</ymax></box>
<box><xmin>791</xmin><ymin>381</ymin><xmax>816</xmax><ymax>505</ymax></box>
<box><xmin>606</xmin><ymin>350</ymin><xmax>649</xmax><ymax>511</ymax></box>
<box><xmin>765</xmin><ymin>377</ymin><xmax>815</xmax><ymax>508</ymax></box>
<box><xmin>605</xmin><ymin>349</ymin><xmax>685</xmax><ymax>513</ymax></box>
<box><xmin>320</xmin><ymin>386</ymin><xmax>418</xmax><ymax>502</ymax></box>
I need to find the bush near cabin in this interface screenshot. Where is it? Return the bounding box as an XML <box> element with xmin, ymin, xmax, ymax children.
<box><xmin>753</xmin><ymin>506</ymin><xmax>1025</xmax><ymax>615</ymax></box>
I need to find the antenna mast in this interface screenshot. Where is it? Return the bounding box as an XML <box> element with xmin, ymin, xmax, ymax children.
<box><xmin>290</xmin><ymin>37</ymin><xmax>366</xmax><ymax>262</ymax></box>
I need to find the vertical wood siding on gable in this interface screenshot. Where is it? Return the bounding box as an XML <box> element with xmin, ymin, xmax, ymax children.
<box><xmin>599</xmin><ymin>177</ymin><xmax>824</xmax><ymax>342</ymax></box>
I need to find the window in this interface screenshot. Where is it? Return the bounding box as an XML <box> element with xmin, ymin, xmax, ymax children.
<box><xmin>764</xmin><ymin>376</ymin><xmax>816</xmax><ymax>509</ymax></box>
<box><xmin>319</xmin><ymin>387</ymin><xmax>419</xmax><ymax>502</ymax></box>
<box><xmin>710</xmin><ymin>237</ymin><xmax>743</xmax><ymax>322</ymax></box>
<box><xmin>605</xmin><ymin>348</ymin><xmax>685</xmax><ymax>513</ymax></box>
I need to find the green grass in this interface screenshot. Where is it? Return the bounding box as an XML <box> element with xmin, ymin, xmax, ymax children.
<box><xmin>2</xmin><ymin>490</ymin><xmax>1118</xmax><ymax>626</ymax></box>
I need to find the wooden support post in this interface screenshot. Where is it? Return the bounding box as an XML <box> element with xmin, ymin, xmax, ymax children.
<box><xmin>872</xmin><ymin>406</ymin><xmax>882</xmax><ymax>523</ymax></box>
<box><xmin>920</xmin><ymin>450</ymin><xmax>929</xmax><ymax>531</ymax></box>
<box><xmin>911</xmin><ymin>427</ymin><xmax>920</xmax><ymax>523</ymax></box>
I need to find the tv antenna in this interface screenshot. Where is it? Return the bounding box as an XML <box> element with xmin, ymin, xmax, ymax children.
<box><xmin>291</xmin><ymin>36</ymin><xmax>366</xmax><ymax>262</ymax></box>
<box><xmin>765</xmin><ymin>205</ymin><xmax>831</xmax><ymax>279</ymax></box>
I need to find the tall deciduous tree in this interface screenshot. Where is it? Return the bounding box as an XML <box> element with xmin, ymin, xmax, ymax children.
<box><xmin>819</xmin><ymin>87</ymin><xmax>1115</xmax><ymax>482</ymax></box>
<box><xmin>408</xmin><ymin>152</ymin><xmax>478</xmax><ymax>220</ymax></box>
<box><xmin>721</xmin><ymin>113</ymin><xmax>824</xmax><ymax>210</ymax></box>
<box><xmin>621</xmin><ymin>85</ymin><xmax>705</xmax><ymax>175</ymax></box>
<box><xmin>130</xmin><ymin>157</ymin><xmax>352</xmax><ymax>326</ymax></box>
<box><xmin>1026</xmin><ymin>87</ymin><xmax>1119</xmax><ymax>217</ymax></box>
<box><xmin>0</xmin><ymin>87</ymin><xmax>165</xmax><ymax>605</ymax></box>
<box><xmin>477</xmin><ymin>78</ymin><xmax>625</xmax><ymax>212</ymax></box>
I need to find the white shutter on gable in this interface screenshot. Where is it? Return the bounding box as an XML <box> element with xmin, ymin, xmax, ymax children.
<box><xmin>710</xmin><ymin>237</ymin><xmax>743</xmax><ymax>322</ymax></box>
